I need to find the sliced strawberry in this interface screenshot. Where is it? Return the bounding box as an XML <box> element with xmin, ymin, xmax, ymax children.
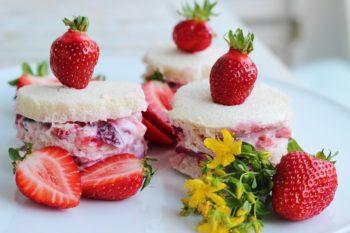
<box><xmin>17</xmin><ymin>74</ymin><xmax>57</xmax><ymax>89</ymax></box>
<box><xmin>8</xmin><ymin>61</ymin><xmax>57</xmax><ymax>89</ymax></box>
<box><xmin>142</xmin><ymin>117</ymin><xmax>173</xmax><ymax>145</ymax></box>
<box><xmin>9</xmin><ymin>146</ymin><xmax>81</xmax><ymax>209</ymax></box>
<box><xmin>81</xmin><ymin>154</ymin><xmax>154</xmax><ymax>201</ymax></box>
<box><xmin>142</xmin><ymin>80</ymin><xmax>175</xmax><ymax>142</ymax></box>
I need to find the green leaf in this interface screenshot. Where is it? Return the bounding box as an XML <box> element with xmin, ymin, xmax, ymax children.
<box><xmin>63</xmin><ymin>16</ymin><xmax>90</xmax><ymax>32</ymax></box>
<box><xmin>251</xmin><ymin>177</ymin><xmax>257</xmax><ymax>189</ymax></box>
<box><xmin>287</xmin><ymin>138</ymin><xmax>304</xmax><ymax>153</ymax></box>
<box><xmin>36</xmin><ymin>61</ymin><xmax>49</xmax><ymax>77</ymax></box>
<box><xmin>224</xmin><ymin>28</ymin><xmax>254</xmax><ymax>54</ymax></box>
<box><xmin>225</xmin><ymin>195</ymin><xmax>241</xmax><ymax>209</ymax></box>
<box><xmin>8</xmin><ymin>148</ymin><xmax>21</xmax><ymax>162</ymax></box>
<box><xmin>144</xmin><ymin>70</ymin><xmax>165</xmax><ymax>83</ymax></box>
<box><xmin>178</xmin><ymin>0</ymin><xmax>218</xmax><ymax>21</ymax></box>
<box><xmin>21</xmin><ymin>62</ymin><xmax>33</xmax><ymax>75</ymax></box>
<box><xmin>246</xmin><ymin>192</ymin><xmax>256</xmax><ymax>203</ymax></box>
<box><xmin>8</xmin><ymin>78</ymin><xmax>19</xmax><ymax>86</ymax></box>
<box><xmin>263</xmin><ymin>169</ymin><xmax>276</xmax><ymax>177</ymax></box>
<box><xmin>255</xmin><ymin>199</ymin><xmax>270</xmax><ymax>217</ymax></box>
<box><xmin>23</xmin><ymin>142</ymin><xmax>33</xmax><ymax>154</ymax></box>
<box><xmin>315</xmin><ymin>149</ymin><xmax>338</xmax><ymax>164</ymax></box>
<box><xmin>141</xmin><ymin>157</ymin><xmax>156</xmax><ymax>191</ymax></box>
<box><xmin>93</xmin><ymin>74</ymin><xmax>106</xmax><ymax>81</ymax></box>
<box><xmin>180</xmin><ymin>206</ymin><xmax>194</xmax><ymax>216</ymax></box>
<box><xmin>8</xmin><ymin>147</ymin><xmax>23</xmax><ymax>174</ymax></box>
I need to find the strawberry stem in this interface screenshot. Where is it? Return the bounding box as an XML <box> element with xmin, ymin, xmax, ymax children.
<box><xmin>63</xmin><ymin>16</ymin><xmax>89</xmax><ymax>32</ymax></box>
<box><xmin>225</xmin><ymin>28</ymin><xmax>254</xmax><ymax>54</ymax></box>
<box><xmin>178</xmin><ymin>0</ymin><xmax>218</xmax><ymax>21</ymax></box>
<box><xmin>315</xmin><ymin>149</ymin><xmax>338</xmax><ymax>164</ymax></box>
<box><xmin>8</xmin><ymin>143</ymin><xmax>33</xmax><ymax>174</ymax></box>
<box><xmin>141</xmin><ymin>157</ymin><xmax>156</xmax><ymax>191</ymax></box>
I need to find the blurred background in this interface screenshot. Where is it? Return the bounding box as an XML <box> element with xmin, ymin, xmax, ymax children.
<box><xmin>0</xmin><ymin>0</ymin><xmax>349</xmax><ymax>107</ymax></box>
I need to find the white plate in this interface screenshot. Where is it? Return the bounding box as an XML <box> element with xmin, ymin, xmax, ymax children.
<box><xmin>0</xmin><ymin>57</ymin><xmax>349</xmax><ymax>233</ymax></box>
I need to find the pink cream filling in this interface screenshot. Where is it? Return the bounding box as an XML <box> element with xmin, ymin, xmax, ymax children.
<box><xmin>170</xmin><ymin>123</ymin><xmax>292</xmax><ymax>177</ymax></box>
<box><xmin>16</xmin><ymin>112</ymin><xmax>147</xmax><ymax>169</ymax></box>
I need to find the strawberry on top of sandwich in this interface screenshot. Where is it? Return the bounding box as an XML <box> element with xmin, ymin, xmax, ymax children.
<box><xmin>168</xmin><ymin>28</ymin><xmax>292</xmax><ymax>178</ymax></box>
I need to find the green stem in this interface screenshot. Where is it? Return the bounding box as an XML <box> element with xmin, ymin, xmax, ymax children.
<box><xmin>63</xmin><ymin>16</ymin><xmax>89</xmax><ymax>32</ymax></box>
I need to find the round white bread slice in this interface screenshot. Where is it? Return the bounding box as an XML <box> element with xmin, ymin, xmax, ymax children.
<box><xmin>16</xmin><ymin>81</ymin><xmax>147</xmax><ymax>123</ymax></box>
<box><xmin>143</xmin><ymin>45</ymin><xmax>224</xmax><ymax>84</ymax></box>
<box><xmin>168</xmin><ymin>80</ymin><xmax>291</xmax><ymax>129</ymax></box>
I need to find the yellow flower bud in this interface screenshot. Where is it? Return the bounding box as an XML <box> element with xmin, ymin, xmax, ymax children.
<box><xmin>230</xmin><ymin>216</ymin><xmax>245</xmax><ymax>227</ymax></box>
<box><xmin>235</xmin><ymin>182</ymin><xmax>244</xmax><ymax>199</ymax></box>
<box><xmin>246</xmin><ymin>192</ymin><xmax>256</xmax><ymax>203</ymax></box>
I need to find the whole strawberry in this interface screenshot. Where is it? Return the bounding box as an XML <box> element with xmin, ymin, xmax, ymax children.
<box><xmin>50</xmin><ymin>16</ymin><xmax>99</xmax><ymax>89</ymax></box>
<box><xmin>272</xmin><ymin>150</ymin><xmax>338</xmax><ymax>221</ymax></box>
<box><xmin>173</xmin><ymin>0</ymin><xmax>217</xmax><ymax>53</ymax></box>
<box><xmin>210</xmin><ymin>28</ymin><xmax>257</xmax><ymax>105</ymax></box>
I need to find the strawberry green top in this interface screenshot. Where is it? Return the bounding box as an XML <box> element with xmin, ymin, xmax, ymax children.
<box><xmin>63</xmin><ymin>16</ymin><xmax>90</xmax><ymax>32</ymax></box>
<box><xmin>178</xmin><ymin>0</ymin><xmax>217</xmax><ymax>21</ymax></box>
<box><xmin>225</xmin><ymin>28</ymin><xmax>255</xmax><ymax>54</ymax></box>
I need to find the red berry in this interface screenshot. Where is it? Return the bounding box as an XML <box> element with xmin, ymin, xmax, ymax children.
<box><xmin>272</xmin><ymin>151</ymin><xmax>338</xmax><ymax>221</ymax></box>
<box><xmin>142</xmin><ymin>80</ymin><xmax>175</xmax><ymax>144</ymax></box>
<box><xmin>12</xmin><ymin>146</ymin><xmax>81</xmax><ymax>209</ymax></box>
<box><xmin>50</xmin><ymin>16</ymin><xmax>99</xmax><ymax>89</ymax></box>
<box><xmin>173</xmin><ymin>0</ymin><xmax>217</xmax><ymax>53</ymax></box>
<box><xmin>173</xmin><ymin>20</ymin><xmax>212</xmax><ymax>53</ymax></box>
<box><xmin>8</xmin><ymin>61</ymin><xmax>57</xmax><ymax>89</ymax></box>
<box><xmin>210</xmin><ymin>29</ymin><xmax>257</xmax><ymax>105</ymax></box>
<box><xmin>142</xmin><ymin>117</ymin><xmax>173</xmax><ymax>145</ymax></box>
<box><xmin>81</xmin><ymin>154</ymin><xmax>153</xmax><ymax>201</ymax></box>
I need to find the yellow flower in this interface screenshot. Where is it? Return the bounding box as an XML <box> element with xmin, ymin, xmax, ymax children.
<box><xmin>184</xmin><ymin>178</ymin><xmax>226</xmax><ymax>209</ymax></box>
<box><xmin>197</xmin><ymin>206</ymin><xmax>231</xmax><ymax>233</ymax></box>
<box><xmin>198</xmin><ymin>201</ymin><xmax>212</xmax><ymax>217</ymax></box>
<box><xmin>197</xmin><ymin>222</ymin><xmax>229</xmax><ymax>233</ymax></box>
<box><xmin>204</xmin><ymin>129</ymin><xmax>242</xmax><ymax>169</ymax></box>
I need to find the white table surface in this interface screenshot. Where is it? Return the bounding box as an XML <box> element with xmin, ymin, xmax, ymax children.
<box><xmin>0</xmin><ymin>0</ymin><xmax>294</xmax><ymax>84</ymax></box>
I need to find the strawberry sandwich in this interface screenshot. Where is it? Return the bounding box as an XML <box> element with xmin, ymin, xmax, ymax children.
<box><xmin>142</xmin><ymin>0</ymin><xmax>223</xmax><ymax>145</ymax></box>
<box><xmin>143</xmin><ymin>0</ymin><xmax>222</xmax><ymax>92</ymax></box>
<box><xmin>15</xmin><ymin>81</ymin><xmax>148</xmax><ymax>169</ymax></box>
<box><xmin>168</xmin><ymin>29</ymin><xmax>292</xmax><ymax>177</ymax></box>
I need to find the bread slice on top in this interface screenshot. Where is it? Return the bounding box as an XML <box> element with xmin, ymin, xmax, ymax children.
<box><xmin>16</xmin><ymin>81</ymin><xmax>147</xmax><ymax>123</ymax></box>
<box><xmin>143</xmin><ymin>45</ymin><xmax>223</xmax><ymax>84</ymax></box>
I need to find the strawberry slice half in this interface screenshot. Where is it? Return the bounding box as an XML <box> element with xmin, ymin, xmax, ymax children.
<box><xmin>81</xmin><ymin>154</ymin><xmax>154</xmax><ymax>201</ymax></box>
<box><xmin>9</xmin><ymin>145</ymin><xmax>81</xmax><ymax>209</ymax></box>
<box><xmin>142</xmin><ymin>117</ymin><xmax>173</xmax><ymax>145</ymax></box>
<box><xmin>142</xmin><ymin>80</ymin><xmax>175</xmax><ymax>144</ymax></box>
<box><xmin>8</xmin><ymin>61</ymin><xmax>58</xmax><ymax>90</ymax></box>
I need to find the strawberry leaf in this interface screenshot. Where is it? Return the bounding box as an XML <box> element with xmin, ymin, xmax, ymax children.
<box><xmin>8</xmin><ymin>147</ymin><xmax>24</xmax><ymax>174</ymax></box>
<box><xmin>315</xmin><ymin>149</ymin><xmax>338</xmax><ymax>164</ymax></box>
<box><xmin>93</xmin><ymin>74</ymin><xmax>106</xmax><ymax>81</ymax></box>
<box><xmin>178</xmin><ymin>0</ymin><xmax>218</xmax><ymax>21</ymax></box>
<box><xmin>145</xmin><ymin>70</ymin><xmax>165</xmax><ymax>83</ymax></box>
<box><xmin>36</xmin><ymin>61</ymin><xmax>49</xmax><ymax>77</ymax></box>
<box><xmin>141</xmin><ymin>157</ymin><xmax>156</xmax><ymax>191</ymax></box>
<box><xmin>63</xmin><ymin>16</ymin><xmax>89</xmax><ymax>32</ymax></box>
<box><xmin>225</xmin><ymin>28</ymin><xmax>254</xmax><ymax>54</ymax></box>
<box><xmin>8</xmin><ymin>78</ymin><xmax>19</xmax><ymax>87</ymax></box>
<box><xmin>22</xmin><ymin>62</ymin><xmax>33</xmax><ymax>75</ymax></box>
<box><xmin>287</xmin><ymin>138</ymin><xmax>304</xmax><ymax>153</ymax></box>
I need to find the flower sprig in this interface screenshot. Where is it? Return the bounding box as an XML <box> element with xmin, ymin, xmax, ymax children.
<box><xmin>180</xmin><ymin>130</ymin><xmax>276</xmax><ymax>233</ymax></box>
